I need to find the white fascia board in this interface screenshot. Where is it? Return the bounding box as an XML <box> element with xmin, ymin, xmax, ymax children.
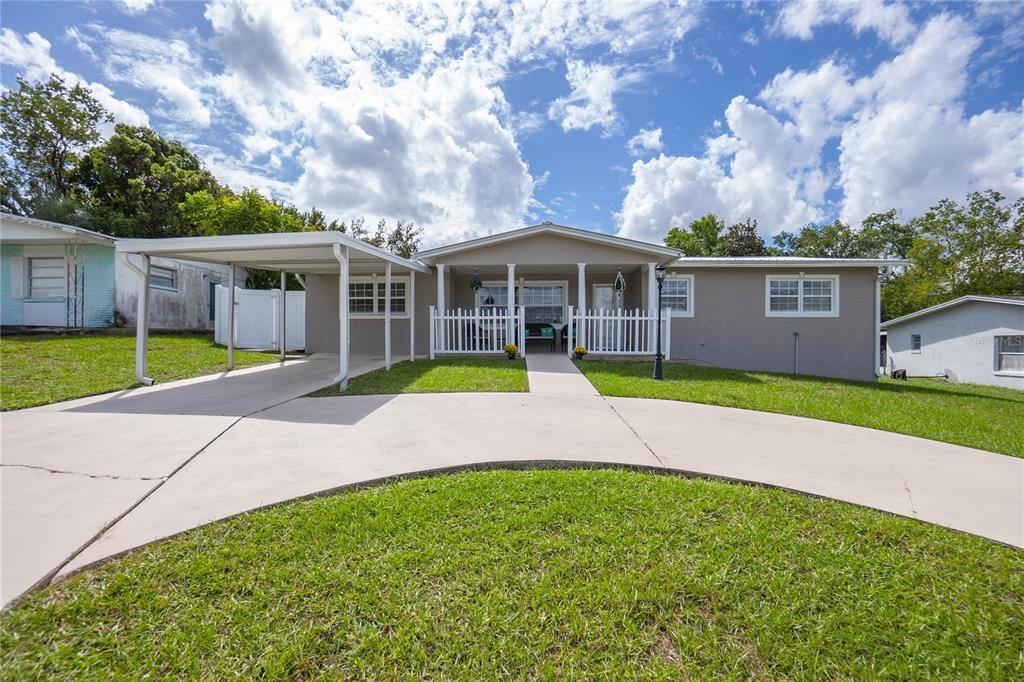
<box><xmin>881</xmin><ymin>295</ymin><xmax>1024</xmax><ymax>329</ymax></box>
<box><xmin>1</xmin><ymin>212</ymin><xmax>115</xmax><ymax>245</ymax></box>
<box><xmin>414</xmin><ymin>223</ymin><xmax>680</xmax><ymax>261</ymax></box>
<box><xmin>116</xmin><ymin>232</ymin><xmax>430</xmax><ymax>273</ymax></box>
<box><xmin>670</xmin><ymin>258</ymin><xmax>909</xmax><ymax>268</ymax></box>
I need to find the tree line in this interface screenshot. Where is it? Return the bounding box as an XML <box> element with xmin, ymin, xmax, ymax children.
<box><xmin>0</xmin><ymin>75</ymin><xmax>423</xmax><ymax>275</ymax></box>
<box><xmin>665</xmin><ymin>195</ymin><xmax>1023</xmax><ymax>319</ymax></box>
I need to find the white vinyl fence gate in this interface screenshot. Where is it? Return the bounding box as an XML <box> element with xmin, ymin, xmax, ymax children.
<box><xmin>214</xmin><ymin>285</ymin><xmax>305</xmax><ymax>350</ymax></box>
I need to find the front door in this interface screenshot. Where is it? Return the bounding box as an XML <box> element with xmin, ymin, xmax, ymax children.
<box><xmin>592</xmin><ymin>284</ymin><xmax>623</xmax><ymax>351</ymax></box>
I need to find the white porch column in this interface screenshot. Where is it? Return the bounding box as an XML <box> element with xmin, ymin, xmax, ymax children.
<box><xmin>334</xmin><ymin>245</ymin><xmax>350</xmax><ymax>389</ymax></box>
<box><xmin>647</xmin><ymin>262</ymin><xmax>657</xmax><ymax>314</ymax></box>
<box><xmin>409</xmin><ymin>271</ymin><xmax>416</xmax><ymax>361</ymax></box>
<box><xmin>436</xmin><ymin>263</ymin><xmax>446</xmax><ymax>350</ymax></box>
<box><xmin>384</xmin><ymin>262</ymin><xmax>392</xmax><ymax>370</ymax></box>
<box><xmin>134</xmin><ymin>254</ymin><xmax>153</xmax><ymax>385</ymax></box>
<box><xmin>228</xmin><ymin>262</ymin><xmax>237</xmax><ymax>370</ymax></box>
<box><xmin>506</xmin><ymin>263</ymin><xmax>516</xmax><ymax>344</ymax></box>
<box><xmin>278</xmin><ymin>270</ymin><xmax>287</xmax><ymax>361</ymax></box>
<box><xmin>577</xmin><ymin>262</ymin><xmax>586</xmax><ymax>346</ymax></box>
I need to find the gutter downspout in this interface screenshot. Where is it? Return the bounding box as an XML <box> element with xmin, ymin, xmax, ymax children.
<box><xmin>124</xmin><ymin>254</ymin><xmax>154</xmax><ymax>386</ymax></box>
<box><xmin>874</xmin><ymin>266</ymin><xmax>888</xmax><ymax>378</ymax></box>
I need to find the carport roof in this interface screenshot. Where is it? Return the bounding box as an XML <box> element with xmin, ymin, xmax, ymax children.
<box><xmin>116</xmin><ymin>231</ymin><xmax>430</xmax><ymax>275</ymax></box>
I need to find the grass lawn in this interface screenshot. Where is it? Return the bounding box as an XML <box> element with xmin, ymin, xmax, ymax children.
<box><xmin>2</xmin><ymin>470</ymin><xmax>1020</xmax><ymax>679</ymax></box>
<box><xmin>0</xmin><ymin>333</ymin><xmax>281</xmax><ymax>410</ymax></box>
<box><xmin>577</xmin><ymin>360</ymin><xmax>1024</xmax><ymax>458</ymax></box>
<box><xmin>307</xmin><ymin>357</ymin><xmax>528</xmax><ymax>396</ymax></box>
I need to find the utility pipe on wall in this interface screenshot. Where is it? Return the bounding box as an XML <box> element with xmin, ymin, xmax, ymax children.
<box><xmin>874</xmin><ymin>266</ymin><xmax>888</xmax><ymax>378</ymax></box>
<box><xmin>793</xmin><ymin>331</ymin><xmax>800</xmax><ymax>375</ymax></box>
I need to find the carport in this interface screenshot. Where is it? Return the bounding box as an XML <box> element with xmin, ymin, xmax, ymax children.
<box><xmin>117</xmin><ymin>232</ymin><xmax>430</xmax><ymax>389</ymax></box>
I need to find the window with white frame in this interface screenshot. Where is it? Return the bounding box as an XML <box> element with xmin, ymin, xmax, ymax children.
<box><xmin>348</xmin><ymin>275</ymin><xmax>408</xmax><ymax>316</ymax></box>
<box><xmin>911</xmin><ymin>334</ymin><xmax>922</xmax><ymax>352</ymax></box>
<box><xmin>661</xmin><ymin>275</ymin><xmax>693</xmax><ymax>316</ymax></box>
<box><xmin>28</xmin><ymin>257</ymin><xmax>65</xmax><ymax>298</ymax></box>
<box><xmin>765</xmin><ymin>275</ymin><xmax>838</xmax><ymax>317</ymax></box>
<box><xmin>149</xmin><ymin>265</ymin><xmax>177</xmax><ymax>291</ymax></box>
<box><xmin>995</xmin><ymin>335</ymin><xmax>1024</xmax><ymax>373</ymax></box>
<box><xmin>476</xmin><ymin>282</ymin><xmax>566</xmax><ymax>324</ymax></box>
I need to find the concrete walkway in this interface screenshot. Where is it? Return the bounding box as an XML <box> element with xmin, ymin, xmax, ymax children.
<box><xmin>3</xmin><ymin>358</ymin><xmax>1022</xmax><ymax>608</ymax></box>
<box><xmin>526</xmin><ymin>353</ymin><xmax>598</xmax><ymax>395</ymax></box>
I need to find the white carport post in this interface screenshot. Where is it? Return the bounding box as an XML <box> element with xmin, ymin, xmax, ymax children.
<box><xmin>228</xmin><ymin>262</ymin><xmax>237</xmax><ymax>370</ymax></box>
<box><xmin>134</xmin><ymin>254</ymin><xmax>153</xmax><ymax>385</ymax></box>
<box><xmin>333</xmin><ymin>244</ymin><xmax>350</xmax><ymax>389</ymax></box>
<box><xmin>384</xmin><ymin>262</ymin><xmax>392</xmax><ymax>370</ymax></box>
<box><xmin>409</xmin><ymin>272</ymin><xmax>416</xmax><ymax>361</ymax></box>
<box><xmin>278</xmin><ymin>270</ymin><xmax>287</xmax><ymax>362</ymax></box>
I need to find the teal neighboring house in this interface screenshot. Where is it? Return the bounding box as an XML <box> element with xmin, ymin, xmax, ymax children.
<box><xmin>1</xmin><ymin>212</ymin><xmax>117</xmax><ymax>328</ymax></box>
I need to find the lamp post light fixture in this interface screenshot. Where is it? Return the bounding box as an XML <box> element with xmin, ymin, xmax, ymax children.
<box><xmin>653</xmin><ymin>265</ymin><xmax>667</xmax><ymax>380</ymax></box>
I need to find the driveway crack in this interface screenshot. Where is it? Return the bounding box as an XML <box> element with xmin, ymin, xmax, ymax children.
<box><xmin>879</xmin><ymin>450</ymin><xmax>919</xmax><ymax>518</ymax></box>
<box><xmin>601</xmin><ymin>396</ymin><xmax>669</xmax><ymax>469</ymax></box>
<box><xmin>0</xmin><ymin>463</ymin><xmax>166</xmax><ymax>482</ymax></box>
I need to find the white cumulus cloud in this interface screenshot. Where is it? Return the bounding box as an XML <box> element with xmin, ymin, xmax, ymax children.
<box><xmin>626</xmin><ymin>127</ymin><xmax>664</xmax><ymax>157</ymax></box>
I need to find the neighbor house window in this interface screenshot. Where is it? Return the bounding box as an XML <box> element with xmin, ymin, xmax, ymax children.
<box><xmin>28</xmin><ymin>257</ymin><xmax>65</xmax><ymax>298</ymax></box>
<box><xmin>911</xmin><ymin>334</ymin><xmax>922</xmax><ymax>352</ymax></box>
<box><xmin>661</xmin><ymin>275</ymin><xmax>694</xmax><ymax>317</ymax></box>
<box><xmin>149</xmin><ymin>265</ymin><xmax>177</xmax><ymax>291</ymax></box>
<box><xmin>765</xmin><ymin>275</ymin><xmax>838</xmax><ymax>317</ymax></box>
<box><xmin>349</xmin><ymin>275</ymin><xmax>409</xmax><ymax>316</ymax></box>
<box><xmin>995</xmin><ymin>335</ymin><xmax>1024</xmax><ymax>373</ymax></box>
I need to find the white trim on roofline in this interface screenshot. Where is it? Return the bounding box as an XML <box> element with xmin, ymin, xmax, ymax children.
<box><xmin>116</xmin><ymin>231</ymin><xmax>430</xmax><ymax>273</ymax></box>
<box><xmin>0</xmin><ymin>211</ymin><xmax>116</xmax><ymax>245</ymax></box>
<box><xmin>671</xmin><ymin>257</ymin><xmax>908</xmax><ymax>268</ymax></box>
<box><xmin>881</xmin><ymin>295</ymin><xmax>1024</xmax><ymax>329</ymax></box>
<box><xmin>413</xmin><ymin>222</ymin><xmax>681</xmax><ymax>262</ymax></box>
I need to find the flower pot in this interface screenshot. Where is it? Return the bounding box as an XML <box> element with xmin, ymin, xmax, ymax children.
<box><xmin>506</xmin><ymin>353</ymin><xmax>516</xmax><ymax>360</ymax></box>
<box><xmin>574</xmin><ymin>352</ymin><xmax>584</xmax><ymax>360</ymax></box>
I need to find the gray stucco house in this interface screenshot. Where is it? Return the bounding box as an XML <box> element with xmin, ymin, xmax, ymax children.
<box><xmin>119</xmin><ymin>222</ymin><xmax>903</xmax><ymax>385</ymax></box>
<box><xmin>883</xmin><ymin>295</ymin><xmax>1024</xmax><ymax>388</ymax></box>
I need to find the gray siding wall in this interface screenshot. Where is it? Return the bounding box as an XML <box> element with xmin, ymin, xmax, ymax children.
<box><xmin>885</xmin><ymin>301</ymin><xmax>1024</xmax><ymax>388</ymax></box>
<box><xmin>116</xmin><ymin>254</ymin><xmax>238</xmax><ymax>331</ymax></box>
<box><xmin>666</xmin><ymin>268</ymin><xmax>878</xmax><ymax>381</ymax></box>
<box><xmin>305</xmin><ymin>271</ymin><xmax>437</xmax><ymax>356</ymax></box>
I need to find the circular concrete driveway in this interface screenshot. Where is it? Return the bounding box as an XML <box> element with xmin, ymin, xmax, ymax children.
<box><xmin>2</xmin><ymin>354</ymin><xmax>1022</xmax><ymax>608</ymax></box>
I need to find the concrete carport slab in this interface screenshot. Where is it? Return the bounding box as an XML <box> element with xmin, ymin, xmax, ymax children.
<box><xmin>0</xmin><ymin>354</ymin><xmax>383</xmax><ymax>607</ymax></box>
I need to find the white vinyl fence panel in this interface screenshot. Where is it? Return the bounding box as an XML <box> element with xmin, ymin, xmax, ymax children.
<box><xmin>567</xmin><ymin>307</ymin><xmax>671</xmax><ymax>356</ymax></box>
<box><xmin>214</xmin><ymin>285</ymin><xmax>305</xmax><ymax>350</ymax></box>
<box><xmin>429</xmin><ymin>307</ymin><xmax>525</xmax><ymax>358</ymax></box>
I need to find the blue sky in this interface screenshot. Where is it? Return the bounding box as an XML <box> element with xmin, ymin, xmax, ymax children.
<box><xmin>1</xmin><ymin>0</ymin><xmax>1021</xmax><ymax>246</ymax></box>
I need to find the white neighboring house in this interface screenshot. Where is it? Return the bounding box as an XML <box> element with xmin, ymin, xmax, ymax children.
<box><xmin>882</xmin><ymin>295</ymin><xmax>1024</xmax><ymax>388</ymax></box>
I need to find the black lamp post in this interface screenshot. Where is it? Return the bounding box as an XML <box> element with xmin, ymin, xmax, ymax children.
<box><xmin>653</xmin><ymin>265</ymin><xmax>666</xmax><ymax>380</ymax></box>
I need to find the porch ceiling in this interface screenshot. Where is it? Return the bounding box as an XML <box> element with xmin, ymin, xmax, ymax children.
<box><xmin>116</xmin><ymin>232</ymin><xmax>429</xmax><ymax>275</ymax></box>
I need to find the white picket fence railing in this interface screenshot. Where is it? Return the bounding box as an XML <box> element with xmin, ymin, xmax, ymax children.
<box><xmin>566</xmin><ymin>306</ymin><xmax>671</xmax><ymax>356</ymax></box>
<box><xmin>214</xmin><ymin>285</ymin><xmax>305</xmax><ymax>350</ymax></box>
<box><xmin>429</xmin><ymin>306</ymin><xmax>525</xmax><ymax>357</ymax></box>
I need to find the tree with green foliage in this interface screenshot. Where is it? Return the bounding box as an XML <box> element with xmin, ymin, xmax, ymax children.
<box><xmin>0</xmin><ymin>75</ymin><xmax>111</xmax><ymax>216</ymax></box>
<box><xmin>772</xmin><ymin>219</ymin><xmax>882</xmax><ymax>258</ymax></box>
<box><xmin>664</xmin><ymin>213</ymin><xmax>725</xmax><ymax>256</ymax></box>
<box><xmin>720</xmin><ymin>218</ymin><xmax>768</xmax><ymax>256</ymax></box>
<box><xmin>178</xmin><ymin>188</ymin><xmax>307</xmax><ymax>236</ymax></box>
<box><xmin>75</xmin><ymin>124</ymin><xmax>222</xmax><ymax>237</ymax></box>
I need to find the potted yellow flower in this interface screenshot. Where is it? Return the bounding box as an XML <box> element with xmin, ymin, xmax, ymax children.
<box><xmin>573</xmin><ymin>345</ymin><xmax>587</xmax><ymax>360</ymax></box>
<box><xmin>503</xmin><ymin>343</ymin><xmax>518</xmax><ymax>360</ymax></box>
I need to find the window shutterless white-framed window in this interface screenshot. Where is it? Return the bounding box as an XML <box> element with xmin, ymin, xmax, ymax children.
<box><xmin>660</xmin><ymin>274</ymin><xmax>694</xmax><ymax>317</ymax></box>
<box><xmin>910</xmin><ymin>334</ymin><xmax>922</xmax><ymax>353</ymax></box>
<box><xmin>28</xmin><ymin>256</ymin><xmax>66</xmax><ymax>298</ymax></box>
<box><xmin>348</xmin><ymin>275</ymin><xmax>409</xmax><ymax>317</ymax></box>
<box><xmin>764</xmin><ymin>274</ymin><xmax>839</xmax><ymax>317</ymax></box>
<box><xmin>477</xmin><ymin>280</ymin><xmax>568</xmax><ymax>324</ymax></box>
<box><xmin>994</xmin><ymin>335</ymin><xmax>1024</xmax><ymax>374</ymax></box>
<box><xmin>149</xmin><ymin>265</ymin><xmax>178</xmax><ymax>291</ymax></box>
